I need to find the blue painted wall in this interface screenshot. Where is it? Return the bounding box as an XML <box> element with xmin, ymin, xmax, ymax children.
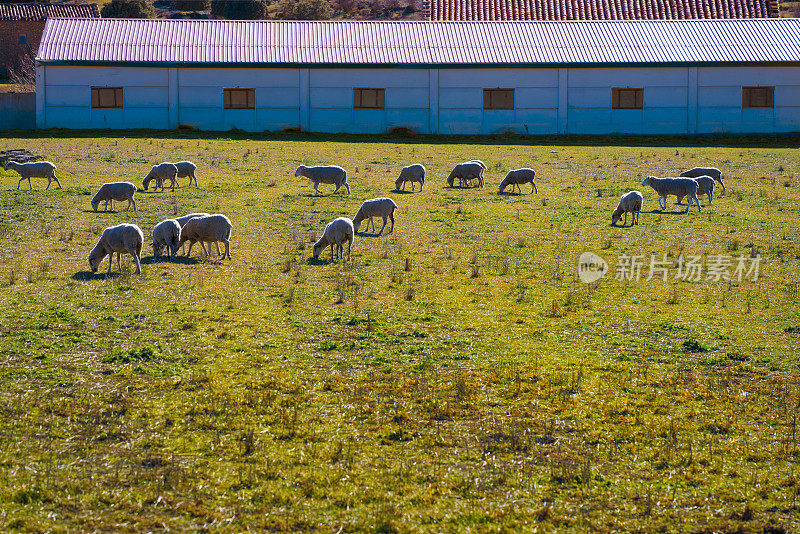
<box><xmin>36</xmin><ymin>64</ymin><xmax>800</xmax><ymax>134</ymax></box>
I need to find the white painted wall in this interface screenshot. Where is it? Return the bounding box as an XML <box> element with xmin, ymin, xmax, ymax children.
<box><xmin>36</xmin><ymin>64</ymin><xmax>800</xmax><ymax>135</ymax></box>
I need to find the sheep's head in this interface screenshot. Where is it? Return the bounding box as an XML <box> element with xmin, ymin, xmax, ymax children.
<box><xmin>152</xmin><ymin>240</ymin><xmax>163</xmax><ymax>258</ymax></box>
<box><xmin>88</xmin><ymin>248</ymin><xmax>105</xmax><ymax>272</ymax></box>
<box><xmin>447</xmin><ymin>171</ymin><xmax>455</xmax><ymax>187</ymax></box>
<box><xmin>642</xmin><ymin>176</ymin><xmax>655</xmax><ymax>187</ymax></box>
<box><xmin>294</xmin><ymin>166</ymin><xmax>306</xmax><ymax>177</ymax></box>
<box><xmin>611</xmin><ymin>209</ymin><xmax>622</xmax><ymax>226</ymax></box>
<box><xmin>90</xmin><ymin>197</ymin><xmax>100</xmax><ymax>211</ymax></box>
<box><xmin>2</xmin><ymin>161</ymin><xmax>10</xmax><ymax>171</ymax></box>
<box><xmin>312</xmin><ymin>239</ymin><xmax>325</xmax><ymax>260</ymax></box>
<box><xmin>394</xmin><ymin>176</ymin><xmax>403</xmax><ymax>188</ymax></box>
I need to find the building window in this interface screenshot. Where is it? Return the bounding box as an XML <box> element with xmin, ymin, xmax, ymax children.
<box><xmin>223</xmin><ymin>88</ymin><xmax>255</xmax><ymax>110</ymax></box>
<box><xmin>612</xmin><ymin>88</ymin><xmax>643</xmax><ymax>110</ymax></box>
<box><xmin>483</xmin><ymin>88</ymin><xmax>514</xmax><ymax>110</ymax></box>
<box><xmin>91</xmin><ymin>87</ymin><xmax>123</xmax><ymax>109</ymax></box>
<box><xmin>353</xmin><ymin>88</ymin><xmax>385</xmax><ymax>110</ymax></box>
<box><xmin>742</xmin><ymin>86</ymin><xmax>774</xmax><ymax>109</ymax></box>
<box><xmin>18</xmin><ymin>34</ymin><xmax>26</xmax><ymax>45</ymax></box>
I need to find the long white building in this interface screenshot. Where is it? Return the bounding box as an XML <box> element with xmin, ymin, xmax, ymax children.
<box><xmin>35</xmin><ymin>18</ymin><xmax>800</xmax><ymax>135</ymax></box>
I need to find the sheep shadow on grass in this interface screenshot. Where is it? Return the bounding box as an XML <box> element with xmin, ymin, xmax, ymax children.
<box><xmin>391</xmin><ymin>188</ymin><xmax>416</xmax><ymax>194</ymax></box>
<box><xmin>647</xmin><ymin>209</ymin><xmax>696</xmax><ymax>215</ymax></box>
<box><xmin>72</xmin><ymin>271</ymin><xmax>124</xmax><ymax>281</ymax></box>
<box><xmin>140</xmin><ymin>255</ymin><xmax>204</xmax><ymax>266</ymax></box>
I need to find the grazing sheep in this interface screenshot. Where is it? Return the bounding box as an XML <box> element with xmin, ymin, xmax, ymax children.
<box><xmin>4</xmin><ymin>160</ymin><xmax>61</xmax><ymax>190</ymax></box>
<box><xmin>395</xmin><ymin>164</ymin><xmax>425</xmax><ymax>191</ymax></box>
<box><xmin>143</xmin><ymin>162</ymin><xmax>178</xmax><ymax>192</ymax></box>
<box><xmin>447</xmin><ymin>161</ymin><xmax>485</xmax><ymax>188</ymax></box>
<box><xmin>178</xmin><ymin>214</ymin><xmax>232</xmax><ymax>260</ymax></box>
<box><xmin>295</xmin><ymin>165</ymin><xmax>350</xmax><ymax>195</ymax></box>
<box><xmin>88</xmin><ymin>223</ymin><xmax>144</xmax><ymax>275</ymax></box>
<box><xmin>498</xmin><ymin>168</ymin><xmax>537</xmax><ymax>194</ymax></box>
<box><xmin>353</xmin><ymin>197</ymin><xmax>397</xmax><ymax>235</ymax></box>
<box><xmin>680</xmin><ymin>167</ymin><xmax>725</xmax><ymax>192</ymax></box>
<box><xmin>611</xmin><ymin>190</ymin><xmax>644</xmax><ymax>226</ymax></box>
<box><xmin>642</xmin><ymin>176</ymin><xmax>701</xmax><ymax>213</ymax></box>
<box><xmin>175</xmin><ymin>161</ymin><xmax>198</xmax><ymax>187</ymax></box>
<box><xmin>151</xmin><ymin>219</ymin><xmax>181</xmax><ymax>259</ymax></box>
<box><xmin>91</xmin><ymin>182</ymin><xmax>137</xmax><ymax>212</ymax></box>
<box><xmin>313</xmin><ymin>217</ymin><xmax>354</xmax><ymax>262</ymax></box>
<box><xmin>677</xmin><ymin>175</ymin><xmax>714</xmax><ymax>205</ymax></box>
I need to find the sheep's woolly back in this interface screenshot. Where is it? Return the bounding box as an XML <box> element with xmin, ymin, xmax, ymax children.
<box><xmin>176</xmin><ymin>212</ymin><xmax>210</xmax><ymax>227</ymax></box>
<box><xmin>295</xmin><ymin>165</ymin><xmax>347</xmax><ymax>181</ymax></box>
<box><xmin>174</xmin><ymin>161</ymin><xmax>197</xmax><ymax>176</ymax></box>
<box><xmin>152</xmin><ymin>219</ymin><xmax>182</xmax><ymax>257</ymax></box>
<box><xmin>179</xmin><ymin>214</ymin><xmax>232</xmax><ymax>243</ymax></box>
<box><xmin>642</xmin><ymin>176</ymin><xmax>698</xmax><ymax>196</ymax></box>
<box><xmin>314</xmin><ymin>217</ymin><xmax>354</xmax><ymax>258</ymax></box>
<box><xmin>499</xmin><ymin>168</ymin><xmax>536</xmax><ymax>192</ymax></box>
<box><xmin>448</xmin><ymin>162</ymin><xmax>485</xmax><ymax>186</ymax></box>
<box><xmin>680</xmin><ymin>167</ymin><xmax>721</xmax><ymax>180</ymax></box>
<box><xmin>397</xmin><ymin>164</ymin><xmax>425</xmax><ymax>183</ymax></box>
<box><xmin>91</xmin><ymin>182</ymin><xmax>136</xmax><ymax>208</ymax></box>
<box><xmin>354</xmin><ymin>197</ymin><xmax>397</xmax><ymax>222</ymax></box>
<box><xmin>88</xmin><ymin>223</ymin><xmax>144</xmax><ymax>273</ymax></box>
<box><xmin>4</xmin><ymin>160</ymin><xmax>56</xmax><ymax>177</ymax></box>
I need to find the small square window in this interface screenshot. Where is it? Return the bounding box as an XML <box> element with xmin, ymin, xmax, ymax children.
<box><xmin>18</xmin><ymin>34</ymin><xmax>26</xmax><ymax>45</ymax></box>
<box><xmin>91</xmin><ymin>87</ymin><xmax>123</xmax><ymax>109</ymax></box>
<box><xmin>353</xmin><ymin>88</ymin><xmax>385</xmax><ymax>110</ymax></box>
<box><xmin>483</xmin><ymin>89</ymin><xmax>514</xmax><ymax>110</ymax></box>
<box><xmin>223</xmin><ymin>88</ymin><xmax>255</xmax><ymax>110</ymax></box>
<box><xmin>742</xmin><ymin>86</ymin><xmax>774</xmax><ymax>109</ymax></box>
<box><xmin>612</xmin><ymin>88</ymin><xmax>643</xmax><ymax>110</ymax></box>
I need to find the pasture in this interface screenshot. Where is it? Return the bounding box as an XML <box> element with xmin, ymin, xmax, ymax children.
<box><xmin>0</xmin><ymin>132</ymin><xmax>799</xmax><ymax>532</ymax></box>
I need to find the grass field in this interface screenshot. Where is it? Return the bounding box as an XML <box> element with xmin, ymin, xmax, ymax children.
<box><xmin>0</xmin><ymin>131</ymin><xmax>799</xmax><ymax>532</ymax></box>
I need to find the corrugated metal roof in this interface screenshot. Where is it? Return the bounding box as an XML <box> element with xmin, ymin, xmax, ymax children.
<box><xmin>0</xmin><ymin>3</ymin><xmax>99</xmax><ymax>21</ymax></box>
<box><xmin>424</xmin><ymin>0</ymin><xmax>778</xmax><ymax>21</ymax></box>
<box><xmin>36</xmin><ymin>18</ymin><xmax>800</xmax><ymax>67</ymax></box>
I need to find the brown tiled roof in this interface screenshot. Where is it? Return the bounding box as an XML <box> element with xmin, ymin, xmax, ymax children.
<box><xmin>0</xmin><ymin>3</ymin><xmax>99</xmax><ymax>21</ymax></box>
<box><xmin>425</xmin><ymin>0</ymin><xmax>778</xmax><ymax>20</ymax></box>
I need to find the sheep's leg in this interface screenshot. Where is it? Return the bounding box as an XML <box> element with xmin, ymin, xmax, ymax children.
<box><xmin>222</xmin><ymin>239</ymin><xmax>231</xmax><ymax>260</ymax></box>
<box><xmin>623</xmin><ymin>212</ymin><xmax>628</xmax><ymax>226</ymax></box>
<box><xmin>532</xmin><ymin>182</ymin><xmax>537</xmax><ymax>194</ymax></box>
<box><xmin>17</xmin><ymin>176</ymin><xmax>23</xmax><ymax>190</ymax></box>
<box><xmin>388</xmin><ymin>212</ymin><xmax>394</xmax><ymax>234</ymax></box>
<box><xmin>170</xmin><ymin>176</ymin><xmax>177</xmax><ymax>191</ymax></box>
<box><xmin>378</xmin><ymin>217</ymin><xmax>387</xmax><ymax>236</ymax></box>
<box><xmin>314</xmin><ymin>181</ymin><xmax>321</xmax><ymax>195</ymax></box>
<box><xmin>345</xmin><ymin>182</ymin><xmax>350</xmax><ymax>195</ymax></box>
<box><xmin>52</xmin><ymin>174</ymin><xmax>62</xmax><ymax>189</ymax></box>
<box><xmin>332</xmin><ymin>182</ymin><xmax>341</xmax><ymax>194</ymax></box>
<box><xmin>330</xmin><ymin>244</ymin><xmax>335</xmax><ymax>262</ymax></box>
<box><xmin>200</xmin><ymin>241</ymin><xmax>210</xmax><ymax>257</ymax></box>
<box><xmin>107</xmin><ymin>253</ymin><xmax>114</xmax><ymax>274</ymax></box>
<box><xmin>131</xmin><ymin>197</ymin><xmax>137</xmax><ymax>212</ymax></box>
<box><xmin>215</xmin><ymin>242</ymin><xmax>221</xmax><ymax>256</ymax></box>
<box><xmin>186</xmin><ymin>241</ymin><xmax>194</xmax><ymax>257</ymax></box>
<box><xmin>128</xmin><ymin>247</ymin><xmax>142</xmax><ymax>274</ymax></box>
<box><xmin>676</xmin><ymin>195</ymin><xmax>684</xmax><ymax>205</ymax></box>
<box><xmin>116</xmin><ymin>253</ymin><xmax>122</xmax><ymax>273</ymax></box>
<box><xmin>708</xmin><ymin>191</ymin><xmax>713</xmax><ymax>204</ymax></box>
<box><xmin>693</xmin><ymin>194</ymin><xmax>701</xmax><ymax>212</ymax></box>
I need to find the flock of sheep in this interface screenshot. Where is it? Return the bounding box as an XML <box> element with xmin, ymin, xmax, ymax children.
<box><xmin>1</xmin><ymin>156</ymin><xmax>727</xmax><ymax>272</ymax></box>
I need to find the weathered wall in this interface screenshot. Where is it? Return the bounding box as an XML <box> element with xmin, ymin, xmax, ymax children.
<box><xmin>36</xmin><ymin>64</ymin><xmax>800</xmax><ymax>135</ymax></box>
<box><xmin>0</xmin><ymin>91</ymin><xmax>35</xmax><ymax>130</ymax></box>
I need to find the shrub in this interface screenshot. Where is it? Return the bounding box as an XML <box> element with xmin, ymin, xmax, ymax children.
<box><xmin>681</xmin><ymin>338</ymin><xmax>707</xmax><ymax>353</ymax></box>
<box><xmin>278</xmin><ymin>0</ymin><xmax>334</xmax><ymax>19</ymax></box>
<box><xmin>212</xmin><ymin>0</ymin><xmax>268</xmax><ymax>19</ymax></box>
<box><xmin>172</xmin><ymin>0</ymin><xmax>211</xmax><ymax>10</ymax></box>
<box><xmin>101</xmin><ymin>0</ymin><xmax>155</xmax><ymax>18</ymax></box>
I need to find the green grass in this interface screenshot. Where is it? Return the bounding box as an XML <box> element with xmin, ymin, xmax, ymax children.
<box><xmin>0</xmin><ymin>131</ymin><xmax>799</xmax><ymax>532</ymax></box>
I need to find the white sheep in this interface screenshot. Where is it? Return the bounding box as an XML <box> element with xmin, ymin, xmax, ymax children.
<box><xmin>151</xmin><ymin>219</ymin><xmax>181</xmax><ymax>259</ymax></box>
<box><xmin>447</xmin><ymin>161</ymin><xmax>485</xmax><ymax>188</ymax></box>
<box><xmin>353</xmin><ymin>197</ymin><xmax>397</xmax><ymax>235</ymax></box>
<box><xmin>313</xmin><ymin>217</ymin><xmax>354</xmax><ymax>262</ymax></box>
<box><xmin>295</xmin><ymin>165</ymin><xmax>350</xmax><ymax>195</ymax></box>
<box><xmin>611</xmin><ymin>190</ymin><xmax>644</xmax><ymax>226</ymax></box>
<box><xmin>677</xmin><ymin>175</ymin><xmax>714</xmax><ymax>205</ymax></box>
<box><xmin>642</xmin><ymin>176</ymin><xmax>701</xmax><ymax>213</ymax></box>
<box><xmin>680</xmin><ymin>167</ymin><xmax>725</xmax><ymax>192</ymax></box>
<box><xmin>91</xmin><ymin>182</ymin><xmax>137</xmax><ymax>212</ymax></box>
<box><xmin>395</xmin><ymin>164</ymin><xmax>425</xmax><ymax>191</ymax></box>
<box><xmin>175</xmin><ymin>161</ymin><xmax>198</xmax><ymax>187</ymax></box>
<box><xmin>88</xmin><ymin>223</ymin><xmax>144</xmax><ymax>275</ymax></box>
<box><xmin>498</xmin><ymin>168</ymin><xmax>537</xmax><ymax>194</ymax></box>
<box><xmin>4</xmin><ymin>160</ymin><xmax>61</xmax><ymax>190</ymax></box>
<box><xmin>178</xmin><ymin>214</ymin><xmax>232</xmax><ymax>260</ymax></box>
<box><xmin>143</xmin><ymin>162</ymin><xmax>178</xmax><ymax>192</ymax></box>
